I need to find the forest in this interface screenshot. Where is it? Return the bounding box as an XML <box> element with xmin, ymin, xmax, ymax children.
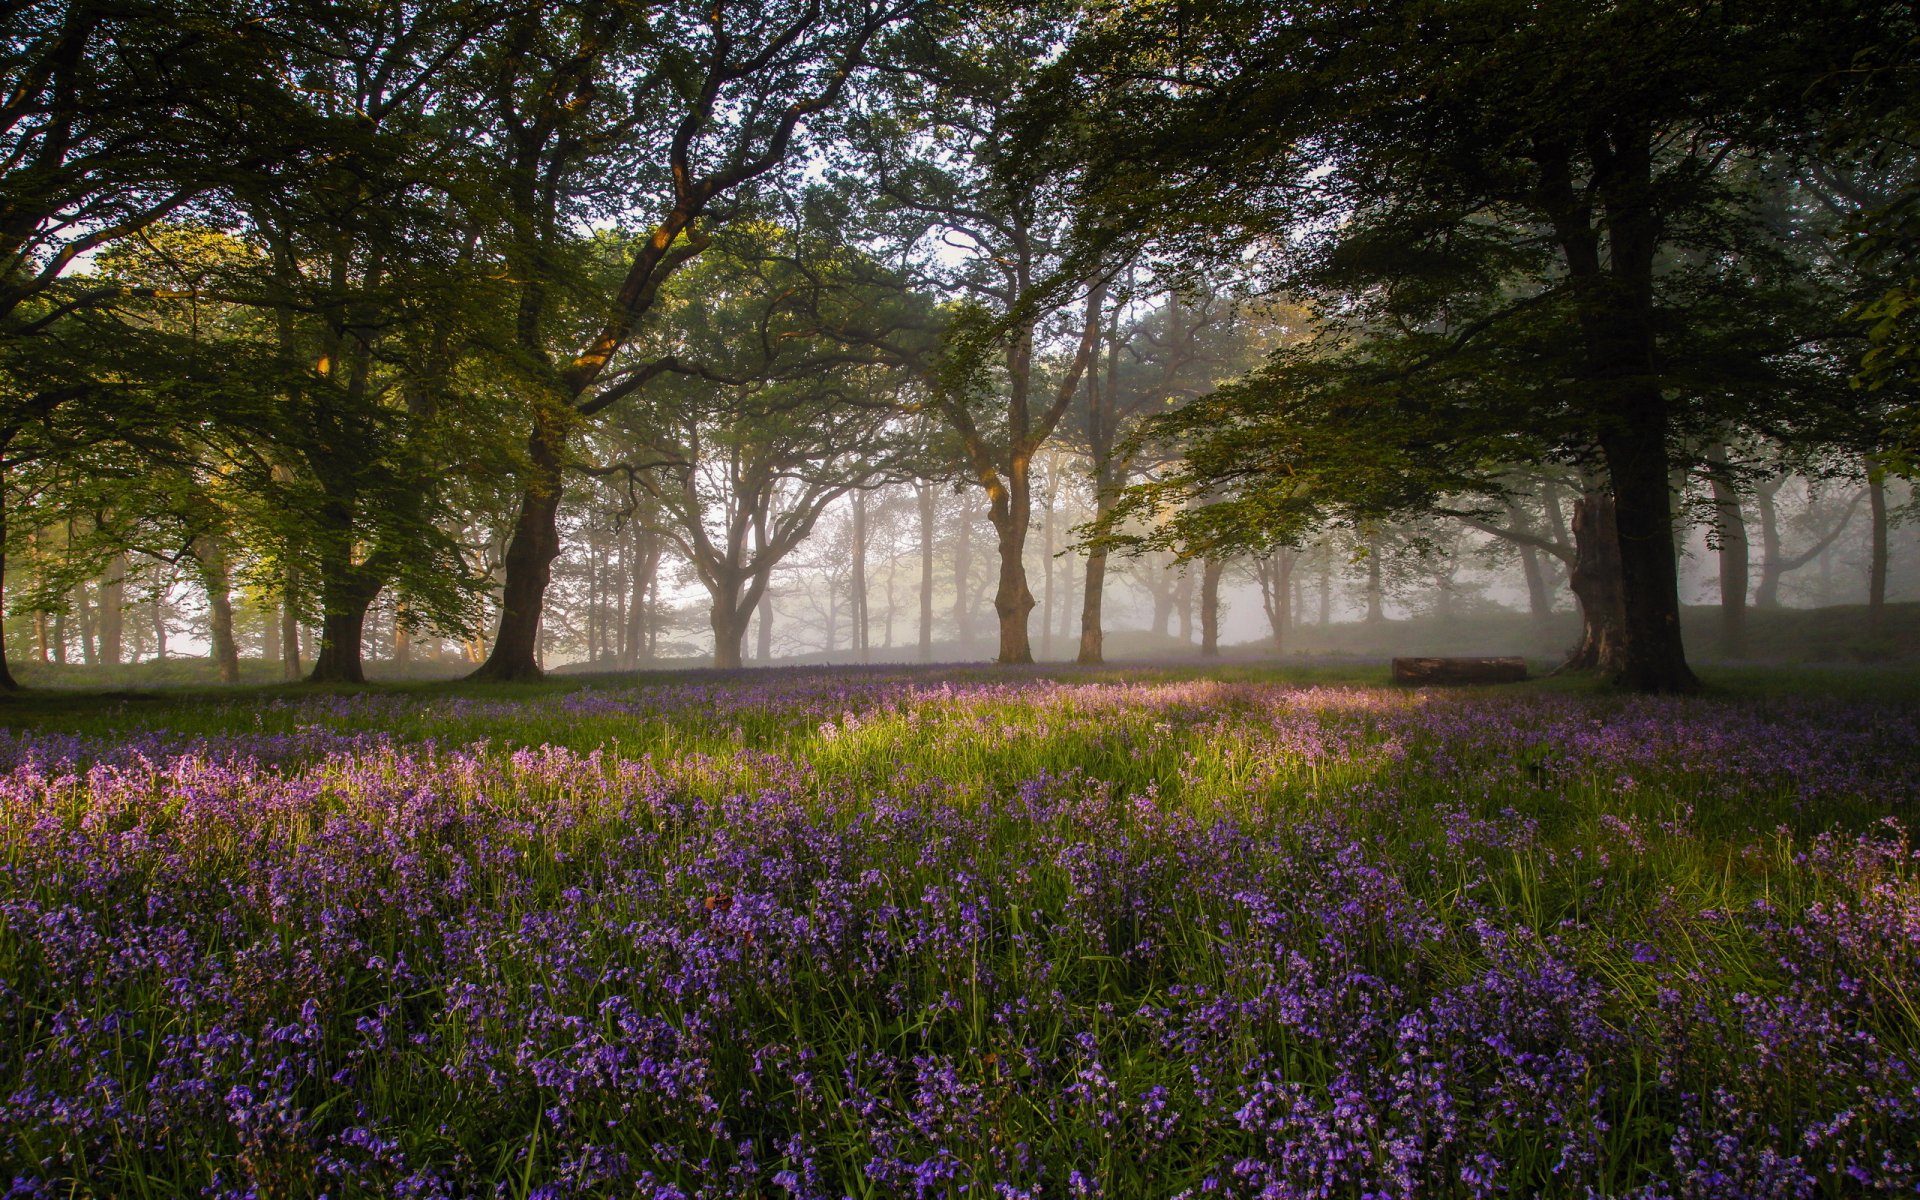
<box><xmin>4</xmin><ymin>0</ymin><xmax>1914</xmax><ymax>693</ymax></box>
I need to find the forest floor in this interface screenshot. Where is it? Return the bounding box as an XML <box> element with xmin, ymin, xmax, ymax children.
<box><xmin>2</xmin><ymin>664</ymin><xmax>1918</xmax><ymax>1195</ymax></box>
<box><xmin>14</xmin><ymin>600</ymin><xmax>1913</xmax><ymax>692</ymax></box>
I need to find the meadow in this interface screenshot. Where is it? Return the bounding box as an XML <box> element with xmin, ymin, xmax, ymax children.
<box><xmin>2</xmin><ymin>664</ymin><xmax>1918</xmax><ymax>1198</ymax></box>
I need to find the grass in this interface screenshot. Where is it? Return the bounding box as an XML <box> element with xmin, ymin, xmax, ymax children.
<box><xmin>1</xmin><ymin>663</ymin><xmax>1917</xmax><ymax>1196</ymax></box>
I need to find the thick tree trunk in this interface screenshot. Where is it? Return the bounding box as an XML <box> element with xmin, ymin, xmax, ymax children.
<box><xmin>98</xmin><ymin>554</ymin><xmax>126</xmax><ymax>666</ymax></box>
<box><xmin>281</xmin><ymin>593</ymin><xmax>302</xmax><ymax>680</ymax></box>
<box><xmin>307</xmin><ymin>573</ymin><xmax>380</xmax><ymax>685</ymax></box>
<box><xmin>987</xmin><ymin>463</ymin><xmax>1036</xmax><ymax>664</ymax></box>
<box><xmin>1601</xmin><ymin>404</ymin><xmax>1698</xmax><ymax>692</ymax></box>
<box><xmin>193</xmin><ymin>536</ymin><xmax>242</xmax><ymax>685</ymax></box>
<box><xmin>918</xmin><ymin>483</ymin><xmax>934</xmax><ymax>661</ymax></box>
<box><xmin>1561</xmin><ymin>489</ymin><xmax>1629</xmax><ymax>676</ymax></box>
<box><xmin>1866</xmin><ymin>456</ymin><xmax>1888</xmax><ymax>636</ymax></box>
<box><xmin>711</xmin><ymin>599</ymin><xmax>751</xmax><ymax>670</ymax></box>
<box><xmin>1151</xmin><ymin>556</ymin><xmax>1176</xmax><ymax>638</ymax></box>
<box><xmin>473</xmin><ymin>417</ymin><xmax>564</xmax><ymax>681</ymax></box>
<box><xmin>1705</xmin><ymin>445</ymin><xmax>1749</xmax><ymax>658</ymax></box>
<box><xmin>1200</xmin><ymin>557</ymin><xmax>1225</xmax><ymax>656</ymax></box>
<box><xmin>1077</xmin><ymin>545</ymin><xmax>1109</xmax><ymax>665</ymax></box>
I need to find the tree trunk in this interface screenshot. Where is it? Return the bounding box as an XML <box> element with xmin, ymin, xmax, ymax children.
<box><xmin>711</xmin><ymin>595</ymin><xmax>751</xmax><ymax>670</ymax></box>
<box><xmin>918</xmin><ymin>482</ymin><xmax>935</xmax><ymax>661</ymax></box>
<box><xmin>1597</xmin><ymin>396</ymin><xmax>1695</xmax><ymax>694</ymax></box>
<box><xmin>193</xmin><ymin>536</ymin><xmax>242</xmax><ymax>684</ymax></box>
<box><xmin>1317</xmin><ymin>548</ymin><xmax>1332</xmax><ymax>625</ymax></box>
<box><xmin>0</xmin><ymin>477</ymin><xmax>15</xmax><ymax>690</ymax></box>
<box><xmin>281</xmin><ymin>595</ymin><xmax>302</xmax><ymax>680</ymax></box>
<box><xmin>74</xmin><ymin>582</ymin><xmax>95</xmax><ymax>665</ymax></box>
<box><xmin>1705</xmin><ymin>444</ymin><xmax>1749</xmax><ymax>658</ymax></box>
<box><xmin>1175</xmin><ymin>565</ymin><xmax>1195</xmax><ymax>643</ymax></box>
<box><xmin>1866</xmin><ymin>455</ymin><xmax>1888</xmax><ymax>636</ymax></box>
<box><xmin>472</xmin><ymin>415</ymin><xmax>564</xmax><ymax>680</ymax></box>
<box><xmin>1550</xmin><ymin>133</ymin><xmax>1697</xmax><ymax>692</ymax></box>
<box><xmin>1519</xmin><ymin>546</ymin><xmax>1552</xmax><ymax>624</ymax></box>
<box><xmin>151</xmin><ymin>592</ymin><xmax>168</xmax><ymax>660</ymax></box>
<box><xmin>987</xmin><ymin>464</ymin><xmax>1036</xmax><ymax>664</ymax></box>
<box><xmin>851</xmin><ymin>491</ymin><xmax>869</xmax><ymax>662</ymax></box>
<box><xmin>953</xmin><ymin>498</ymin><xmax>974</xmax><ymax>652</ymax></box>
<box><xmin>1200</xmin><ymin>557</ymin><xmax>1225</xmax><ymax>656</ymax></box>
<box><xmin>307</xmin><ymin>573</ymin><xmax>380</xmax><ymax>685</ymax></box>
<box><xmin>1078</xmin><ymin>366</ymin><xmax>1117</xmax><ymax>664</ymax></box>
<box><xmin>1753</xmin><ymin>478</ymin><xmax>1783</xmax><ymax>608</ymax></box>
<box><xmin>394</xmin><ymin>603</ymin><xmax>412</xmax><ymax>667</ymax></box>
<box><xmin>1256</xmin><ymin>551</ymin><xmax>1294</xmax><ymax>652</ymax></box>
<box><xmin>1151</xmin><ymin>555</ymin><xmax>1176</xmax><ymax>638</ymax></box>
<box><xmin>1561</xmin><ymin>489</ymin><xmax>1629</xmax><ymax>676</ymax></box>
<box><xmin>1364</xmin><ymin>539</ymin><xmax>1385</xmax><ymax>624</ymax></box>
<box><xmin>1041</xmin><ymin>464</ymin><xmax>1057</xmax><ymax>661</ymax></box>
<box><xmin>98</xmin><ymin>552</ymin><xmax>127</xmax><ymax>665</ymax></box>
<box><xmin>756</xmin><ymin>588</ymin><xmax>774</xmax><ymax>663</ymax></box>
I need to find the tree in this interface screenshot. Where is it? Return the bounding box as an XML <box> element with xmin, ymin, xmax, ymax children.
<box><xmin>1054</xmin><ymin>0</ymin><xmax>1910</xmax><ymax>691</ymax></box>
<box><xmin>466</xmin><ymin>0</ymin><xmax>923</xmax><ymax>681</ymax></box>
<box><xmin>851</xmin><ymin>4</ymin><xmax>1118</xmax><ymax>663</ymax></box>
<box><xmin>598</xmin><ymin>222</ymin><xmax>929</xmax><ymax>669</ymax></box>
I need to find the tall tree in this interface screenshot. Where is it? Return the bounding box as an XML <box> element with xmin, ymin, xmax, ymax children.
<box><xmin>467</xmin><ymin>0</ymin><xmax>922</xmax><ymax>681</ymax></box>
<box><xmin>852</xmin><ymin>5</ymin><xmax>1117</xmax><ymax>663</ymax></box>
<box><xmin>1055</xmin><ymin>0</ymin><xmax>1908</xmax><ymax>691</ymax></box>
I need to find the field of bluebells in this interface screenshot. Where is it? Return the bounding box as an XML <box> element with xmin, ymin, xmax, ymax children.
<box><xmin>2</xmin><ymin>666</ymin><xmax>1919</xmax><ymax>1198</ymax></box>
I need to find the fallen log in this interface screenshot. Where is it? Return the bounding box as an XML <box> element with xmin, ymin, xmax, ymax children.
<box><xmin>1391</xmin><ymin>656</ymin><xmax>1529</xmax><ymax>686</ymax></box>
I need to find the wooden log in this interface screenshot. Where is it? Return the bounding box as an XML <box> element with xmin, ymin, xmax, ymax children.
<box><xmin>1391</xmin><ymin>656</ymin><xmax>1529</xmax><ymax>685</ymax></box>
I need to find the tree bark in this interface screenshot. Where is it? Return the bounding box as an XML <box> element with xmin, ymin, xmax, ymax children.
<box><xmin>74</xmin><ymin>582</ymin><xmax>95</xmax><ymax>665</ymax></box>
<box><xmin>151</xmin><ymin>592</ymin><xmax>167</xmax><ymax>660</ymax></box>
<box><xmin>1200</xmin><ymin>557</ymin><xmax>1225</xmax><ymax>656</ymax></box>
<box><xmin>472</xmin><ymin>413</ymin><xmax>565</xmax><ymax>680</ymax></box>
<box><xmin>1150</xmin><ymin>554</ymin><xmax>1176</xmax><ymax>638</ymax></box>
<box><xmin>1549</xmin><ymin>133</ymin><xmax>1696</xmax><ymax>692</ymax></box>
<box><xmin>1175</xmin><ymin>565</ymin><xmax>1195</xmax><ymax>643</ymax></box>
<box><xmin>1704</xmin><ymin>444</ymin><xmax>1749</xmax><ymax>658</ymax></box>
<box><xmin>1562</xmin><ymin>489</ymin><xmax>1629</xmax><ymax>675</ymax></box>
<box><xmin>987</xmin><ymin>461</ymin><xmax>1036</xmax><ymax>663</ymax></box>
<box><xmin>851</xmin><ymin>491</ymin><xmax>869</xmax><ymax>662</ymax></box>
<box><xmin>918</xmin><ymin>482</ymin><xmax>934</xmax><ymax>661</ymax></box>
<box><xmin>0</xmin><ymin>475</ymin><xmax>15</xmax><ymax>691</ymax></box>
<box><xmin>192</xmin><ymin>535</ymin><xmax>241</xmax><ymax>684</ymax></box>
<box><xmin>98</xmin><ymin>553</ymin><xmax>126</xmax><ymax>666</ymax></box>
<box><xmin>1866</xmin><ymin>455</ymin><xmax>1888</xmax><ymax>636</ymax></box>
<box><xmin>711</xmin><ymin>597</ymin><xmax>752</xmax><ymax>670</ymax></box>
<box><xmin>1256</xmin><ymin>550</ymin><xmax>1295</xmax><ymax>652</ymax></box>
<box><xmin>307</xmin><ymin>572</ymin><xmax>381</xmax><ymax>685</ymax></box>
<box><xmin>1364</xmin><ymin>538</ymin><xmax>1385</xmax><ymax>624</ymax></box>
<box><xmin>953</xmin><ymin>497</ymin><xmax>974</xmax><ymax>651</ymax></box>
<box><xmin>281</xmin><ymin>590</ymin><xmax>303</xmax><ymax>680</ymax></box>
